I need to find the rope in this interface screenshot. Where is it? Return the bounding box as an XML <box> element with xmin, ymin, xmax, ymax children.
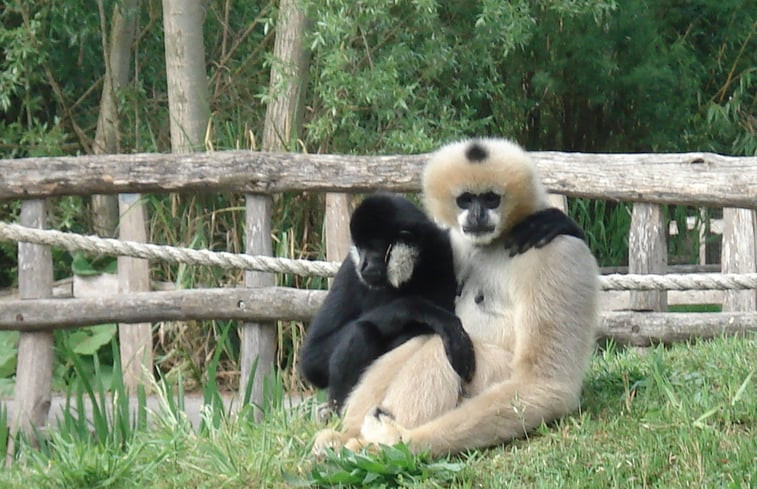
<box><xmin>600</xmin><ymin>273</ymin><xmax>757</xmax><ymax>291</ymax></box>
<box><xmin>0</xmin><ymin>221</ymin><xmax>341</xmax><ymax>277</ymax></box>
<box><xmin>2</xmin><ymin>221</ymin><xmax>757</xmax><ymax>290</ymax></box>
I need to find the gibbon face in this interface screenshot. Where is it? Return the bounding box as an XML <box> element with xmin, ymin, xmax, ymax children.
<box><xmin>349</xmin><ymin>194</ymin><xmax>421</xmax><ymax>289</ymax></box>
<box><xmin>423</xmin><ymin>138</ymin><xmax>548</xmax><ymax>245</ymax></box>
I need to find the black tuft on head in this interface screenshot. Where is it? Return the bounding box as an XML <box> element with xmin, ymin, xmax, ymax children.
<box><xmin>465</xmin><ymin>142</ymin><xmax>488</xmax><ymax>163</ymax></box>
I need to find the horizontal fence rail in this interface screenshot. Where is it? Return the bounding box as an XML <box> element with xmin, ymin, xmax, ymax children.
<box><xmin>1</xmin><ymin>150</ymin><xmax>756</xmax><ymax>209</ymax></box>
<box><xmin>1</xmin><ymin>287</ymin><xmax>755</xmax><ymax>347</ymax></box>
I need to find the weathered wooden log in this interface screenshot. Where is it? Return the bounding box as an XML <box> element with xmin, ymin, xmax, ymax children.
<box><xmin>241</xmin><ymin>194</ymin><xmax>276</xmax><ymax>411</ymax></box>
<box><xmin>8</xmin><ymin>200</ymin><xmax>54</xmax><ymax>462</ymax></box>
<box><xmin>117</xmin><ymin>193</ymin><xmax>153</xmax><ymax>392</ymax></box>
<box><xmin>0</xmin><ymin>150</ymin><xmax>755</xmax><ymax>209</ymax></box>
<box><xmin>0</xmin><ymin>287</ymin><xmax>327</xmax><ymax>330</ymax></box>
<box><xmin>629</xmin><ymin>203</ymin><xmax>668</xmax><ymax>311</ymax></box>
<box><xmin>721</xmin><ymin>208</ymin><xmax>757</xmax><ymax>311</ymax></box>
<box><xmin>599</xmin><ymin>311</ymin><xmax>757</xmax><ymax>346</ymax></box>
<box><xmin>2</xmin><ymin>288</ymin><xmax>755</xmax><ymax>347</ymax></box>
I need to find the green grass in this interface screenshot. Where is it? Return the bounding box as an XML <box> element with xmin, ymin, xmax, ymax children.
<box><xmin>1</xmin><ymin>334</ymin><xmax>754</xmax><ymax>488</ymax></box>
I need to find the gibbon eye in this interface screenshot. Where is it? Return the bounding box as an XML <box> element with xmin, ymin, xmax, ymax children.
<box><xmin>481</xmin><ymin>191</ymin><xmax>501</xmax><ymax>209</ymax></box>
<box><xmin>397</xmin><ymin>230</ymin><xmax>414</xmax><ymax>243</ymax></box>
<box><xmin>456</xmin><ymin>192</ymin><xmax>475</xmax><ymax>209</ymax></box>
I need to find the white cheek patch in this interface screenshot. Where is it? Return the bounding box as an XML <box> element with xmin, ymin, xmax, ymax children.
<box><xmin>386</xmin><ymin>242</ymin><xmax>419</xmax><ymax>288</ymax></box>
<box><xmin>349</xmin><ymin>245</ymin><xmax>366</xmax><ymax>284</ymax></box>
<box><xmin>487</xmin><ymin>210</ymin><xmax>501</xmax><ymax>231</ymax></box>
<box><xmin>456</xmin><ymin>210</ymin><xmax>470</xmax><ymax>229</ymax></box>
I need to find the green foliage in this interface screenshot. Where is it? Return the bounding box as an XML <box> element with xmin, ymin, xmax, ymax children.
<box><xmin>299</xmin><ymin>444</ymin><xmax>463</xmax><ymax>487</ymax></box>
<box><xmin>570</xmin><ymin>199</ymin><xmax>631</xmax><ymax>266</ymax></box>
<box><xmin>706</xmin><ymin>67</ymin><xmax>757</xmax><ymax>156</ymax></box>
<box><xmin>66</xmin><ymin>324</ymin><xmax>119</xmax><ymax>357</ymax></box>
<box><xmin>71</xmin><ymin>252</ymin><xmax>118</xmax><ymax>276</ymax></box>
<box><xmin>0</xmin><ymin>331</ymin><xmax>19</xmax><ymax>379</ymax></box>
<box><xmin>0</xmin><ymin>335</ymin><xmax>754</xmax><ymax>488</ymax></box>
<box><xmin>0</xmin><ymin>401</ymin><xmax>7</xmax><ymax>459</ymax></box>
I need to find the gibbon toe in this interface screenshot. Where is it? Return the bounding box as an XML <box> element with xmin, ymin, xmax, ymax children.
<box><xmin>360</xmin><ymin>407</ymin><xmax>404</xmax><ymax>446</ymax></box>
<box><xmin>311</xmin><ymin>428</ymin><xmax>346</xmax><ymax>457</ymax></box>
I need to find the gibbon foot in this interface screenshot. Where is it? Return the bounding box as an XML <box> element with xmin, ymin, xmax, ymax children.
<box><xmin>311</xmin><ymin>428</ymin><xmax>346</xmax><ymax>457</ymax></box>
<box><xmin>360</xmin><ymin>407</ymin><xmax>409</xmax><ymax>447</ymax></box>
<box><xmin>315</xmin><ymin>401</ymin><xmax>338</xmax><ymax>424</ymax></box>
<box><xmin>344</xmin><ymin>437</ymin><xmax>372</xmax><ymax>453</ymax></box>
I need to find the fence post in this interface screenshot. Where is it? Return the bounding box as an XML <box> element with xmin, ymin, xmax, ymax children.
<box><xmin>7</xmin><ymin>200</ymin><xmax>53</xmax><ymax>463</ymax></box>
<box><xmin>325</xmin><ymin>194</ymin><xmax>352</xmax><ymax>285</ymax></box>
<box><xmin>721</xmin><ymin>208</ymin><xmax>757</xmax><ymax>311</ymax></box>
<box><xmin>241</xmin><ymin>194</ymin><xmax>276</xmax><ymax>415</ymax></box>
<box><xmin>117</xmin><ymin>193</ymin><xmax>153</xmax><ymax>392</ymax></box>
<box><xmin>547</xmin><ymin>194</ymin><xmax>568</xmax><ymax>212</ymax></box>
<box><xmin>629</xmin><ymin>203</ymin><xmax>668</xmax><ymax>311</ymax></box>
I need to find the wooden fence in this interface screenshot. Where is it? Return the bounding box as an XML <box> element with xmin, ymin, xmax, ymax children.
<box><xmin>0</xmin><ymin>149</ymin><xmax>756</xmax><ymax>441</ymax></box>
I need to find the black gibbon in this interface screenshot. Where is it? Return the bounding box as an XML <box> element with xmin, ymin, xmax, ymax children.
<box><xmin>312</xmin><ymin>138</ymin><xmax>599</xmax><ymax>456</ymax></box>
<box><xmin>299</xmin><ymin>193</ymin><xmax>475</xmax><ymax>411</ymax></box>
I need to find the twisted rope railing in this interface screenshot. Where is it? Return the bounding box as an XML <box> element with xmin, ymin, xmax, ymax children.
<box><xmin>2</xmin><ymin>221</ymin><xmax>757</xmax><ymax>291</ymax></box>
<box><xmin>0</xmin><ymin>221</ymin><xmax>340</xmax><ymax>277</ymax></box>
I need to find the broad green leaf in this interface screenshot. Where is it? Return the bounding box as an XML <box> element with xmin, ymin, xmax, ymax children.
<box><xmin>70</xmin><ymin>324</ymin><xmax>117</xmax><ymax>355</ymax></box>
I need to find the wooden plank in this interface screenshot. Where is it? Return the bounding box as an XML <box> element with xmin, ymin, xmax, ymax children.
<box><xmin>721</xmin><ymin>208</ymin><xmax>757</xmax><ymax>311</ymax></box>
<box><xmin>599</xmin><ymin>290</ymin><xmax>724</xmax><ymax>311</ymax></box>
<box><xmin>325</xmin><ymin>193</ymin><xmax>352</xmax><ymax>287</ymax></box>
<box><xmin>600</xmin><ymin>264</ymin><xmax>721</xmax><ymax>274</ymax></box>
<box><xmin>599</xmin><ymin>311</ymin><xmax>756</xmax><ymax>346</ymax></box>
<box><xmin>0</xmin><ymin>277</ymin><xmax>72</xmax><ymax>300</ymax></box>
<box><xmin>117</xmin><ymin>194</ymin><xmax>153</xmax><ymax>393</ymax></box>
<box><xmin>5</xmin><ymin>286</ymin><xmax>725</xmax><ymax>325</ymax></box>
<box><xmin>240</xmin><ymin>195</ymin><xmax>276</xmax><ymax>408</ymax></box>
<box><xmin>628</xmin><ymin>203</ymin><xmax>667</xmax><ymax>311</ymax></box>
<box><xmin>546</xmin><ymin>193</ymin><xmax>568</xmax><ymax>213</ymax></box>
<box><xmin>0</xmin><ymin>287</ymin><xmax>326</xmax><ymax>330</ymax></box>
<box><xmin>0</xmin><ymin>151</ymin><xmax>755</xmax><ymax>209</ymax></box>
<box><xmin>3</xmin><ymin>287</ymin><xmax>755</xmax><ymax>346</ymax></box>
<box><xmin>1</xmin><ymin>290</ymin><xmax>753</xmax><ymax>352</ymax></box>
<box><xmin>8</xmin><ymin>200</ymin><xmax>54</xmax><ymax>462</ymax></box>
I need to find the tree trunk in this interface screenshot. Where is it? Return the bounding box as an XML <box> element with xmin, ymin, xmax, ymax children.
<box><xmin>158</xmin><ymin>0</ymin><xmax>210</xmax><ymax>390</ymax></box>
<box><xmin>261</xmin><ymin>0</ymin><xmax>309</xmax><ymax>151</ymax></box>
<box><xmin>162</xmin><ymin>0</ymin><xmax>210</xmax><ymax>152</ymax></box>
<box><xmin>242</xmin><ymin>0</ymin><xmax>309</xmax><ymax>414</ymax></box>
<box><xmin>92</xmin><ymin>0</ymin><xmax>139</xmax><ymax>238</ymax></box>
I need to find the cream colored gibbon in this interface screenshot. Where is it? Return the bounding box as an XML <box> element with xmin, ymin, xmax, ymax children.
<box><xmin>312</xmin><ymin>138</ymin><xmax>600</xmax><ymax>457</ymax></box>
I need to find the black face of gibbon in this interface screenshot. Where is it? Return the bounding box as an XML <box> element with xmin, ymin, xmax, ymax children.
<box><xmin>299</xmin><ymin>193</ymin><xmax>474</xmax><ymax>411</ymax></box>
<box><xmin>348</xmin><ymin>194</ymin><xmax>430</xmax><ymax>290</ymax></box>
<box><xmin>456</xmin><ymin>191</ymin><xmax>502</xmax><ymax>236</ymax></box>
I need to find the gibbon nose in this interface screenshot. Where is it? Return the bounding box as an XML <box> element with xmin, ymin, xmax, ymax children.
<box><xmin>465</xmin><ymin>202</ymin><xmax>492</xmax><ymax>232</ymax></box>
<box><xmin>360</xmin><ymin>258</ymin><xmax>386</xmax><ymax>286</ymax></box>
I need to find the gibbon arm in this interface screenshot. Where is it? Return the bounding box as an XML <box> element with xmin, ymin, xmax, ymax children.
<box><xmin>504</xmin><ymin>208</ymin><xmax>585</xmax><ymax>256</ymax></box>
<box><xmin>354</xmin><ymin>297</ymin><xmax>476</xmax><ymax>382</ymax></box>
<box><xmin>300</xmin><ymin>260</ymin><xmax>363</xmax><ymax>389</ymax></box>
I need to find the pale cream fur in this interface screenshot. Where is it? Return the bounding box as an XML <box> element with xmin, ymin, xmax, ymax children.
<box><xmin>312</xmin><ymin>138</ymin><xmax>599</xmax><ymax>457</ymax></box>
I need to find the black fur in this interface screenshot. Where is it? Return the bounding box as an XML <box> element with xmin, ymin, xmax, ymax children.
<box><xmin>300</xmin><ymin>193</ymin><xmax>475</xmax><ymax>411</ymax></box>
<box><xmin>504</xmin><ymin>207</ymin><xmax>586</xmax><ymax>257</ymax></box>
<box><xmin>465</xmin><ymin>142</ymin><xmax>488</xmax><ymax>162</ymax></box>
